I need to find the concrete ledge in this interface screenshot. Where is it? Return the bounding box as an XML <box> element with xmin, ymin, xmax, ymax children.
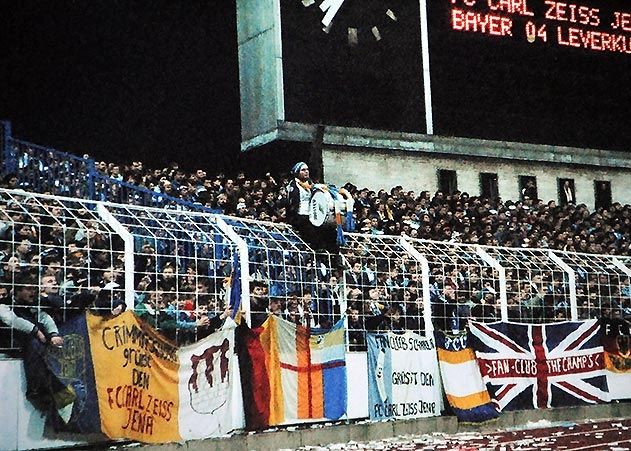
<box><xmin>136</xmin><ymin>402</ymin><xmax>631</xmax><ymax>451</ymax></box>
<box><xmin>273</xmin><ymin>121</ymin><xmax>631</xmax><ymax>169</ymax></box>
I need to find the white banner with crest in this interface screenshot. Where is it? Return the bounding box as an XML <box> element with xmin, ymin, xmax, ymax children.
<box><xmin>177</xmin><ymin>319</ymin><xmax>237</xmax><ymax>440</ymax></box>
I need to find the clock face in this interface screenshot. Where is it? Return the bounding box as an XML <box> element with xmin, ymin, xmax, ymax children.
<box><xmin>280</xmin><ymin>0</ymin><xmax>427</xmax><ymax>134</ymax></box>
<box><xmin>301</xmin><ymin>0</ymin><xmax>398</xmax><ymax>46</ymax></box>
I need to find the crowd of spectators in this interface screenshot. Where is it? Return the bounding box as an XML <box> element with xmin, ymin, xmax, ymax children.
<box><xmin>2</xmin><ymin>152</ymin><xmax>631</xmax><ymax>357</ymax></box>
<box><xmin>5</xmin><ymin>130</ymin><xmax>631</xmax><ymax>425</ymax></box>
<box><xmin>0</xmin><ymin>197</ymin><xmax>129</xmax><ymax>345</ymax></box>
<box><xmin>4</xmin><ymin>145</ymin><xmax>631</xmax><ymax>256</ymax></box>
<box><xmin>88</xmin><ymin>159</ymin><xmax>631</xmax><ymax>346</ymax></box>
<box><xmin>84</xmin><ymin>159</ymin><xmax>631</xmax><ymax>256</ymax></box>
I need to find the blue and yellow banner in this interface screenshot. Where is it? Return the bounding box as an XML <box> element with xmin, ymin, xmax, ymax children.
<box><xmin>435</xmin><ymin>330</ymin><xmax>498</xmax><ymax>423</ymax></box>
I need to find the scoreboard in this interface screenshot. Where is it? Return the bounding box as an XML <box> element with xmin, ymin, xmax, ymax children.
<box><xmin>448</xmin><ymin>0</ymin><xmax>631</xmax><ymax>50</ymax></box>
<box><xmin>277</xmin><ymin>0</ymin><xmax>631</xmax><ymax>152</ymax></box>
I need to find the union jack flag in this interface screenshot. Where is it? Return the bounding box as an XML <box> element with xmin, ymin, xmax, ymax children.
<box><xmin>469</xmin><ymin>320</ymin><xmax>609</xmax><ymax>411</ymax></box>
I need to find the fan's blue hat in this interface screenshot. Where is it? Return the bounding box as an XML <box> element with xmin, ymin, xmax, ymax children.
<box><xmin>291</xmin><ymin>162</ymin><xmax>308</xmax><ymax>175</ymax></box>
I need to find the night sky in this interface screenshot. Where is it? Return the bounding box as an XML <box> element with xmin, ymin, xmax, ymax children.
<box><xmin>1</xmin><ymin>1</ymin><xmax>243</xmax><ymax>173</ymax></box>
<box><xmin>3</xmin><ymin>1</ymin><xmax>630</xmax><ymax>178</ymax></box>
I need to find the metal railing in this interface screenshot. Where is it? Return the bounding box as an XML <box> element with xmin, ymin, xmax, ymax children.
<box><xmin>0</xmin><ymin>121</ymin><xmax>209</xmax><ymax>213</ymax></box>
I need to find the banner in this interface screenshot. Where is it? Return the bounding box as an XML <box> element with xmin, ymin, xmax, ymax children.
<box><xmin>87</xmin><ymin>311</ymin><xmax>181</xmax><ymax>443</ymax></box>
<box><xmin>435</xmin><ymin>330</ymin><xmax>498</xmax><ymax>423</ymax></box>
<box><xmin>601</xmin><ymin>318</ymin><xmax>631</xmax><ymax>400</ymax></box>
<box><xmin>46</xmin><ymin>313</ymin><xmax>101</xmax><ymax>432</ymax></box>
<box><xmin>366</xmin><ymin>332</ymin><xmax>441</xmax><ymax>421</ymax></box>
<box><xmin>236</xmin><ymin>322</ymin><xmax>271</xmax><ymax>430</ymax></box>
<box><xmin>177</xmin><ymin>319</ymin><xmax>237</xmax><ymax>440</ymax></box>
<box><xmin>469</xmin><ymin>320</ymin><xmax>609</xmax><ymax>411</ymax></box>
<box><xmin>243</xmin><ymin>315</ymin><xmax>347</xmax><ymax>427</ymax></box>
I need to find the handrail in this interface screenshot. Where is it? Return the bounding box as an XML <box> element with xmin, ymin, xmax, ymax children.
<box><xmin>1</xmin><ymin>122</ymin><xmax>214</xmax><ymax>213</ymax></box>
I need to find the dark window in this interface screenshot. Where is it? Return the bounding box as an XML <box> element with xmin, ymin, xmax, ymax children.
<box><xmin>594</xmin><ymin>181</ymin><xmax>612</xmax><ymax>210</ymax></box>
<box><xmin>480</xmin><ymin>173</ymin><xmax>499</xmax><ymax>201</ymax></box>
<box><xmin>438</xmin><ymin>169</ymin><xmax>457</xmax><ymax>195</ymax></box>
<box><xmin>519</xmin><ymin>176</ymin><xmax>538</xmax><ymax>201</ymax></box>
<box><xmin>558</xmin><ymin>178</ymin><xmax>576</xmax><ymax>206</ymax></box>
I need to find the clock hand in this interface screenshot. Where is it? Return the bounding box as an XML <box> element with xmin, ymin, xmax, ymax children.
<box><xmin>319</xmin><ymin>0</ymin><xmax>345</xmax><ymax>28</ymax></box>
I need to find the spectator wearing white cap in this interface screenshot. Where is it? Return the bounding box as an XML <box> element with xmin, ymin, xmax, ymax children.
<box><xmin>286</xmin><ymin>162</ymin><xmax>312</xmax><ymax>226</ymax></box>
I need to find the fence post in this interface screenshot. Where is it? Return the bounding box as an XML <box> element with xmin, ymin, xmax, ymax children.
<box><xmin>216</xmin><ymin>217</ymin><xmax>251</xmax><ymax>325</ymax></box>
<box><xmin>96</xmin><ymin>203</ymin><xmax>136</xmax><ymax>309</ymax></box>
<box><xmin>476</xmin><ymin>246</ymin><xmax>508</xmax><ymax>322</ymax></box>
<box><xmin>339</xmin><ymin>253</ymin><xmax>351</xmax><ymax>346</ymax></box>
<box><xmin>399</xmin><ymin>237</ymin><xmax>433</xmax><ymax>335</ymax></box>
<box><xmin>611</xmin><ymin>257</ymin><xmax>631</xmax><ymax>279</ymax></box>
<box><xmin>548</xmin><ymin>251</ymin><xmax>577</xmax><ymax>321</ymax></box>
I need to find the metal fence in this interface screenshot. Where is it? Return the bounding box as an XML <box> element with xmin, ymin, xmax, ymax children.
<box><xmin>4</xmin><ymin>138</ymin><xmax>95</xmax><ymax>199</ymax></box>
<box><xmin>0</xmin><ymin>190</ymin><xmax>125</xmax><ymax>351</ymax></box>
<box><xmin>1</xmin><ymin>189</ymin><xmax>630</xmax><ymax>353</ymax></box>
<box><xmin>221</xmin><ymin>216</ymin><xmax>338</xmax><ymax>330</ymax></box>
<box><xmin>408</xmin><ymin>239</ymin><xmax>502</xmax><ymax>331</ymax></box>
<box><xmin>103</xmin><ymin>203</ymin><xmax>239</xmax><ymax>344</ymax></box>
<box><xmin>340</xmin><ymin>234</ymin><xmax>428</xmax><ymax>351</ymax></box>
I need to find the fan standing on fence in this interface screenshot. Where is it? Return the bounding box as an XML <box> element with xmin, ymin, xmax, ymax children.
<box><xmin>286</xmin><ymin>162</ymin><xmax>353</xmax><ymax>254</ymax></box>
<box><xmin>287</xmin><ymin>162</ymin><xmax>336</xmax><ymax>253</ymax></box>
<box><xmin>286</xmin><ymin>162</ymin><xmax>313</xmax><ymax>232</ymax></box>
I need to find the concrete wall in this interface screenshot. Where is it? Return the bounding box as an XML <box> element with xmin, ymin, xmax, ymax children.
<box><xmin>323</xmin><ymin>147</ymin><xmax>631</xmax><ymax>209</ymax></box>
<box><xmin>0</xmin><ymin>358</ymin><xmax>96</xmax><ymax>451</ymax></box>
<box><xmin>236</xmin><ymin>0</ymin><xmax>284</xmax><ymax>148</ymax></box>
<box><xmin>145</xmin><ymin>403</ymin><xmax>631</xmax><ymax>451</ymax></box>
